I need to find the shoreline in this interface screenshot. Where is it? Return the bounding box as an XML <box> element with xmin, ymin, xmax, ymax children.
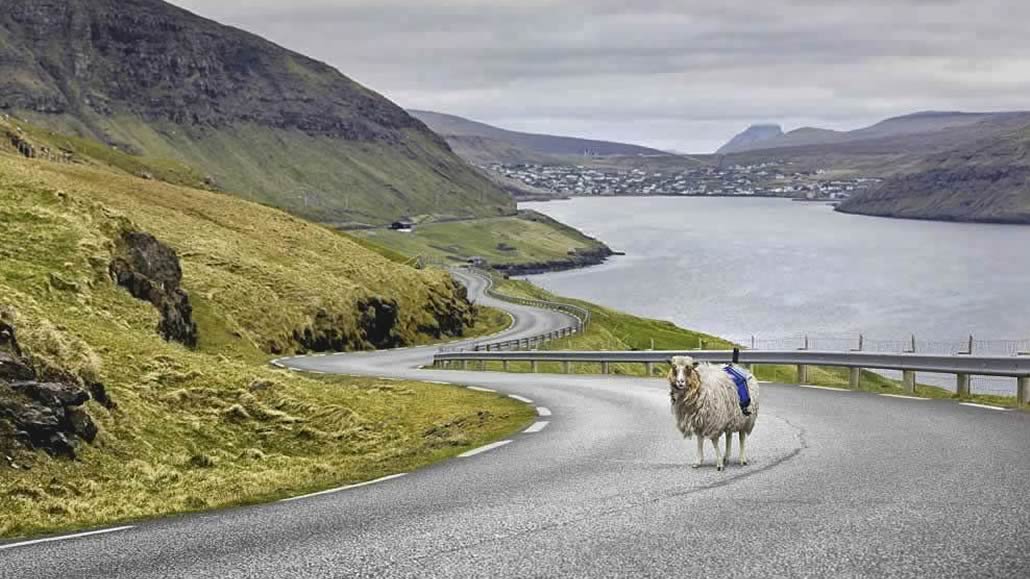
<box><xmin>834</xmin><ymin>204</ymin><xmax>1030</xmax><ymax>226</ymax></box>
<box><xmin>491</xmin><ymin>246</ymin><xmax>621</xmax><ymax>276</ymax></box>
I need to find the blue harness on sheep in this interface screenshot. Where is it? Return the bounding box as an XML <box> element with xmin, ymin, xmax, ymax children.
<box><xmin>723</xmin><ymin>365</ymin><xmax>753</xmax><ymax>416</ymax></box>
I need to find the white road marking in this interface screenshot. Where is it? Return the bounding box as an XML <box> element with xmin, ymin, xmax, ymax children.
<box><xmin>959</xmin><ymin>402</ymin><xmax>1010</xmax><ymax>411</ymax></box>
<box><xmin>0</xmin><ymin>526</ymin><xmax>135</xmax><ymax>551</ymax></box>
<box><xmin>536</xmin><ymin>406</ymin><xmax>552</xmax><ymax>417</ymax></box>
<box><xmin>306</xmin><ymin>370</ymin><xmax>325</xmax><ymax>375</ymax></box>
<box><xmin>799</xmin><ymin>384</ymin><xmax>849</xmax><ymax>391</ymax></box>
<box><xmin>523</xmin><ymin>421</ymin><xmax>549</xmax><ymax>433</ymax></box>
<box><xmin>427</xmin><ymin>380</ymin><xmax>452</xmax><ymax>385</ymax></box>
<box><xmin>880</xmin><ymin>394</ymin><xmax>927</xmax><ymax>400</ymax></box>
<box><xmin>509</xmin><ymin>394</ymin><xmax>534</xmax><ymax>404</ymax></box>
<box><xmin>458</xmin><ymin>440</ymin><xmax>512</xmax><ymax>457</ymax></box>
<box><xmin>467</xmin><ymin>386</ymin><xmax>496</xmax><ymax>393</ymax></box>
<box><xmin>279</xmin><ymin>473</ymin><xmax>408</xmax><ymax>503</ymax></box>
<box><xmin>271</xmin><ymin>361</ymin><xmax>285</xmax><ymax>368</ymax></box>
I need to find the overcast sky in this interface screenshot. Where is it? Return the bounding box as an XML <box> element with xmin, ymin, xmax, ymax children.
<box><xmin>168</xmin><ymin>0</ymin><xmax>1030</xmax><ymax>153</ymax></box>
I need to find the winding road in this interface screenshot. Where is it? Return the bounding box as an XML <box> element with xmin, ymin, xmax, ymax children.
<box><xmin>2</xmin><ymin>270</ymin><xmax>1028</xmax><ymax>577</ymax></box>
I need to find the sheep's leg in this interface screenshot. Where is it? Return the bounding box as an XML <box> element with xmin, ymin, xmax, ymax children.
<box><xmin>692</xmin><ymin>435</ymin><xmax>704</xmax><ymax>468</ymax></box>
<box><xmin>739</xmin><ymin>432</ymin><xmax>748</xmax><ymax>466</ymax></box>
<box><xmin>724</xmin><ymin>431</ymin><xmax>732</xmax><ymax>461</ymax></box>
<box><xmin>710</xmin><ymin>437</ymin><xmax>724</xmax><ymax>471</ymax></box>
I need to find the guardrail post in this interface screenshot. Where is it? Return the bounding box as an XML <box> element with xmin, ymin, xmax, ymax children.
<box><xmin>956</xmin><ymin>373</ymin><xmax>971</xmax><ymax>397</ymax></box>
<box><xmin>462</xmin><ymin>360</ymin><xmax>469</xmax><ymax>371</ymax></box>
<box><xmin>645</xmin><ymin>361</ymin><xmax>654</xmax><ymax>376</ymax></box>
<box><xmin>602</xmin><ymin>361</ymin><xmax>610</xmax><ymax>374</ymax></box>
<box><xmin>902</xmin><ymin>370</ymin><xmax>916</xmax><ymax>393</ymax></box>
<box><xmin>797</xmin><ymin>337</ymin><xmax>809</xmax><ymax>384</ymax></box>
<box><xmin>502</xmin><ymin>360</ymin><xmax>509</xmax><ymax>371</ymax></box>
<box><xmin>1018</xmin><ymin>377</ymin><xmax>1029</xmax><ymax>407</ymax></box>
<box><xmin>531</xmin><ymin>360</ymin><xmax>538</xmax><ymax>373</ymax></box>
<box><xmin>905</xmin><ymin>334</ymin><xmax>916</xmax><ymax>353</ymax></box>
<box><xmin>849</xmin><ymin>367</ymin><xmax>861</xmax><ymax>389</ymax></box>
<box><xmin>562</xmin><ymin>361</ymin><xmax>570</xmax><ymax>374</ymax></box>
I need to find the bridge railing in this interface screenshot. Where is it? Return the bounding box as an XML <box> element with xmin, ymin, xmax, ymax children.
<box><xmin>431</xmin><ymin>349</ymin><xmax>1030</xmax><ymax>406</ymax></box>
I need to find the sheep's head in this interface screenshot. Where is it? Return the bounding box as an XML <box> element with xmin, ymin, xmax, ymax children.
<box><xmin>668</xmin><ymin>355</ymin><xmax>700</xmax><ymax>399</ymax></box>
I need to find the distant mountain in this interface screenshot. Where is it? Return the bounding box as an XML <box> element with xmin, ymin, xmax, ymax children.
<box><xmin>0</xmin><ymin>0</ymin><xmax>512</xmax><ymax>226</ymax></box>
<box><xmin>716</xmin><ymin>111</ymin><xmax>1020</xmax><ymax>155</ymax></box>
<box><xmin>837</xmin><ymin>123</ymin><xmax>1030</xmax><ymax>224</ymax></box>
<box><xmin>409</xmin><ymin>110</ymin><xmax>670</xmax><ymax>164</ymax></box>
<box><xmin>717</xmin><ymin>110</ymin><xmax>1030</xmax><ymax>224</ymax></box>
<box><xmin>716</xmin><ymin>124</ymin><xmax>784</xmax><ymax>154</ymax></box>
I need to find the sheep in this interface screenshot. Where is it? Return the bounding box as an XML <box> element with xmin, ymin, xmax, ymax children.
<box><xmin>668</xmin><ymin>355</ymin><xmax>759</xmax><ymax>470</ymax></box>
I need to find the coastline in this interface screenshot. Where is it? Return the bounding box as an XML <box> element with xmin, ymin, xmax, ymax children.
<box><xmin>492</xmin><ymin>246</ymin><xmax>620</xmax><ymax>276</ymax></box>
<box><xmin>834</xmin><ymin>204</ymin><xmax>1030</xmax><ymax>226</ymax></box>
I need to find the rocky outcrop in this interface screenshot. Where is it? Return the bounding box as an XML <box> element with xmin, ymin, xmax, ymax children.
<box><xmin>0</xmin><ymin>322</ymin><xmax>98</xmax><ymax>458</ymax></box>
<box><xmin>109</xmin><ymin>231</ymin><xmax>198</xmax><ymax>346</ymax></box>
<box><xmin>293</xmin><ymin>297</ymin><xmax>401</xmax><ymax>353</ymax></box>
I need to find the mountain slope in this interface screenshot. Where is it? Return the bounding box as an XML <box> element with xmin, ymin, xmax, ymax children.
<box><xmin>0</xmin><ymin>0</ymin><xmax>513</xmax><ymax>226</ymax></box>
<box><xmin>837</xmin><ymin>124</ymin><xmax>1030</xmax><ymax>223</ymax></box>
<box><xmin>0</xmin><ymin>124</ymin><xmax>534</xmax><ymax>537</ymax></box>
<box><xmin>715</xmin><ymin>124</ymin><xmax>784</xmax><ymax>154</ymax></box>
<box><xmin>409</xmin><ymin>110</ymin><xmax>670</xmax><ymax>164</ymax></box>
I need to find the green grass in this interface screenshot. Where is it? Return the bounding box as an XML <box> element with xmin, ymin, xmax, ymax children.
<box><xmin>470</xmin><ymin>276</ymin><xmax>1021</xmax><ymax>408</ymax></box>
<box><xmin>17</xmin><ymin>112</ymin><xmax>515</xmax><ymax>227</ymax></box>
<box><xmin>0</xmin><ymin>147</ymin><xmax>533</xmax><ymax>539</ymax></box>
<box><xmin>463</xmin><ymin>306</ymin><xmax>514</xmax><ymax>341</ymax></box>
<box><xmin>351</xmin><ymin>210</ymin><xmax>608</xmax><ymax>267</ymax></box>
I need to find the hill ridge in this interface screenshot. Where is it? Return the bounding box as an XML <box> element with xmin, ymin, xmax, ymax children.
<box><xmin>0</xmin><ymin>0</ymin><xmax>512</xmax><ymax>226</ymax></box>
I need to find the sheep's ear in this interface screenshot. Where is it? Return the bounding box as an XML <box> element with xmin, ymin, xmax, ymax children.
<box><xmin>668</xmin><ymin>357</ymin><xmax>676</xmax><ymax>365</ymax></box>
<box><xmin>692</xmin><ymin>360</ymin><xmax>700</xmax><ymax>368</ymax></box>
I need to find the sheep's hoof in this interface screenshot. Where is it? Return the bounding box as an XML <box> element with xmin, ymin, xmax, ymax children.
<box><xmin>716</xmin><ymin>463</ymin><xmax>724</xmax><ymax>471</ymax></box>
<box><xmin>740</xmin><ymin>459</ymin><xmax>748</xmax><ymax>466</ymax></box>
<box><xmin>691</xmin><ymin>462</ymin><xmax>702</xmax><ymax>468</ymax></box>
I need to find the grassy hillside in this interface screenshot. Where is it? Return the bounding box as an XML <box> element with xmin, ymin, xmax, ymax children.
<box><xmin>0</xmin><ymin>148</ymin><xmax>533</xmax><ymax>538</ymax></box>
<box><xmin>0</xmin><ymin>0</ymin><xmax>514</xmax><ymax>226</ymax></box>
<box><xmin>352</xmin><ymin>210</ymin><xmax>613</xmax><ymax>272</ymax></box>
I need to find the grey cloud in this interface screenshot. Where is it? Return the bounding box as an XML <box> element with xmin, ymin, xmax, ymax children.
<box><xmin>169</xmin><ymin>0</ymin><xmax>1030</xmax><ymax>152</ymax></box>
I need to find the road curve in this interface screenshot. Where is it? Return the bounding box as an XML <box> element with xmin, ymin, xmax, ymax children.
<box><xmin>2</xmin><ymin>270</ymin><xmax>1028</xmax><ymax>578</ymax></box>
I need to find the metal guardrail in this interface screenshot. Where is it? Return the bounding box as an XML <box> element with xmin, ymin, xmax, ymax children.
<box><xmin>432</xmin><ymin>349</ymin><xmax>1030</xmax><ymax>405</ymax></box>
<box><xmin>445</xmin><ymin>268</ymin><xmax>590</xmax><ymax>352</ymax></box>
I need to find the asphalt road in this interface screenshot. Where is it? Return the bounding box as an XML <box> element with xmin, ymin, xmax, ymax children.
<box><xmin>2</xmin><ymin>270</ymin><xmax>1027</xmax><ymax>578</ymax></box>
